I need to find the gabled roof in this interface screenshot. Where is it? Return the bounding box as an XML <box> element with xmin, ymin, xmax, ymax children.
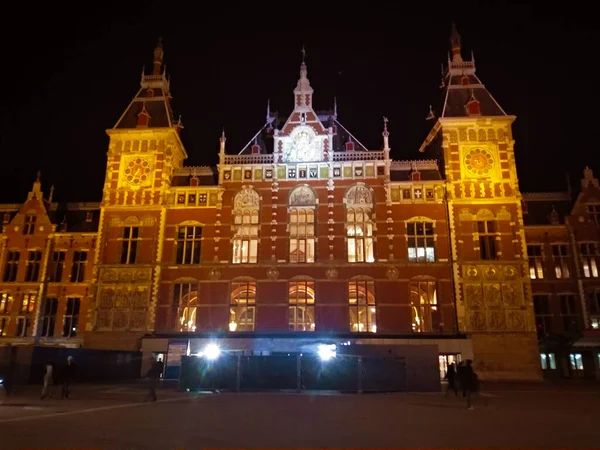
<box><xmin>441</xmin><ymin>69</ymin><xmax>507</xmax><ymax>118</ymax></box>
<box><xmin>522</xmin><ymin>192</ymin><xmax>573</xmax><ymax>226</ymax></box>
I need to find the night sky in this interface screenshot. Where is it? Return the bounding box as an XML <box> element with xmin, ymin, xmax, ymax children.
<box><xmin>1</xmin><ymin>2</ymin><xmax>597</xmax><ymax>203</ymax></box>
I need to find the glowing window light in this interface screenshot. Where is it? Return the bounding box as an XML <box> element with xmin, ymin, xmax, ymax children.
<box><xmin>317</xmin><ymin>343</ymin><xmax>336</xmax><ymax>361</ymax></box>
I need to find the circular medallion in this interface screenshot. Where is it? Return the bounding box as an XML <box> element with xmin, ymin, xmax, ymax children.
<box><xmin>125</xmin><ymin>158</ymin><xmax>152</xmax><ymax>186</ymax></box>
<box><xmin>464</xmin><ymin>148</ymin><xmax>494</xmax><ymax>177</ymax></box>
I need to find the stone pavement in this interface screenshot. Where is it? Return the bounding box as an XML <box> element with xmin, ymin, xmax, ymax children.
<box><xmin>0</xmin><ymin>381</ymin><xmax>598</xmax><ymax>449</ymax></box>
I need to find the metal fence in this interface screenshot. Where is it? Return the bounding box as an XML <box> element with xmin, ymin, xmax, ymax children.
<box><xmin>179</xmin><ymin>353</ymin><xmax>407</xmax><ymax>393</ymax></box>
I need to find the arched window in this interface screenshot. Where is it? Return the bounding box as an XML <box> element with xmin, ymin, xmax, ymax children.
<box><xmin>410</xmin><ymin>280</ymin><xmax>438</xmax><ymax>332</ymax></box>
<box><xmin>348</xmin><ymin>279</ymin><xmax>376</xmax><ymax>333</ymax></box>
<box><xmin>232</xmin><ymin>187</ymin><xmax>260</xmax><ymax>264</ymax></box>
<box><xmin>174</xmin><ymin>281</ymin><xmax>198</xmax><ymax>332</ymax></box>
<box><xmin>346</xmin><ymin>185</ymin><xmax>375</xmax><ymax>263</ymax></box>
<box><xmin>288</xmin><ymin>280</ymin><xmax>315</xmax><ymax>331</ymax></box>
<box><xmin>289</xmin><ymin>186</ymin><xmax>317</xmax><ymax>263</ymax></box>
<box><xmin>230</xmin><ymin>280</ymin><xmax>256</xmax><ymax>331</ymax></box>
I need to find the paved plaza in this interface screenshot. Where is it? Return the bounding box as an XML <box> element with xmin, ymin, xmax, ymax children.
<box><xmin>0</xmin><ymin>381</ymin><xmax>599</xmax><ymax>449</ymax></box>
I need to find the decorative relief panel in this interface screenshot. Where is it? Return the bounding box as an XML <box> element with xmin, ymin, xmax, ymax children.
<box><xmin>460</xmin><ymin>264</ymin><xmax>527</xmax><ymax>333</ymax></box>
<box><xmin>95</xmin><ymin>268</ymin><xmax>153</xmax><ymax>332</ymax></box>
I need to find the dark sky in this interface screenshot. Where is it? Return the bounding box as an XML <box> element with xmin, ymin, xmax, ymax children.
<box><xmin>1</xmin><ymin>2</ymin><xmax>598</xmax><ymax>203</ymax></box>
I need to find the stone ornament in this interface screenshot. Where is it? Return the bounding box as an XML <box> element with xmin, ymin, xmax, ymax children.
<box><xmin>325</xmin><ymin>267</ymin><xmax>338</xmax><ymax>279</ymax></box>
<box><xmin>209</xmin><ymin>268</ymin><xmax>221</xmax><ymax>280</ymax></box>
<box><xmin>386</xmin><ymin>266</ymin><xmax>399</xmax><ymax>280</ymax></box>
<box><xmin>266</xmin><ymin>267</ymin><xmax>279</xmax><ymax>280</ymax></box>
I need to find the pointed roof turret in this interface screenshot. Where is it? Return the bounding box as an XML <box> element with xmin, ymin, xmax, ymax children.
<box><xmin>113</xmin><ymin>39</ymin><xmax>177</xmax><ymax>129</ymax></box>
<box><xmin>293</xmin><ymin>46</ymin><xmax>314</xmax><ymax>109</ymax></box>
<box><xmin>450</xmin><ymin>22</ymin><xmax>462</xmax><ymax>63</ymax></box>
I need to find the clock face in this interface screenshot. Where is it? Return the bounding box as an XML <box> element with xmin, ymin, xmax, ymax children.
<box><xmin>284</xmin><ymin>128</ymin><xmax>321</xmax><ymax>162</ymax></box>
<box><xmin>464</xmin><ymin>148</ymin><xmax>494</xmax><ymax>177</ymax></box>
<box><xmin>125</xmin><ymin>158</ymin><xmax>152</xmax><ymax>186</ymax></box>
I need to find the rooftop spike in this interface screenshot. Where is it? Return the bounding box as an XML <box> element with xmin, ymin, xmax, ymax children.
<box><xmin>450</xmin><ymin>23</ymin><xmax>463</xmax><ymax>63</ymax></box>
<box><xmin>153</xmin><ymin>37</ymin><xmax>164</xmax><ymax>75</ymax></box>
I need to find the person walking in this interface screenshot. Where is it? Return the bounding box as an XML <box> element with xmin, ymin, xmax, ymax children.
<box><xmin>444</xmin><ymin>362</ymin><xmax>458</xmax><ymax>396</ymax></box>
<box><xmin>40</xmin><ymin>361</ymin><xmax>55</xmax><ymax>400</ymax></box>
<box><xmin>145</xmin><ymin>357</ymin><xmax>163</xmax><ymax>402</ymax></box>
<box><xmin>61</xmin><ymin>356</ymin><xmax>76</xmax><ymax>399</ymax></box>
<box><xmin>461</xmin><ymin>359</ymin><xmax>477</xmax><ymax>409</ymax></box>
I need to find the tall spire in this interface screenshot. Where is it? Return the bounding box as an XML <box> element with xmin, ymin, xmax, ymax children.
<box><xmin>153</xmin><ymin>37</ymin><xmax>164</xmax><ymax>75</ymax></box>
<box><xmin>294</xmin><ymin>46</ymin><xmax>313</xmax><ymax>109</ymax></box>
<box><xmin>382</xmin><ymin>117</ymin><xmax>390</xmax><ymax>152</ymax></box>
<box><xmin>450</xmin><ymin>22</ymin><xmax>462</xmax><ymax>63</ymax></box>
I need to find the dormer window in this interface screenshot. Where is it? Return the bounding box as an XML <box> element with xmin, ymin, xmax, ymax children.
<box><xmin>411</xmin><ymin>171</ymin><xmax>421</xmax><ymax>182</ymax></box>
<box><xmin>345</xmin><ymin>141</ymin><xmax>355</xmax><ymax>152</ymax></box>
<box><xmin>23</xmin><ymin>215</ymin><xmax>36</xmax><ymax>235</ymax></box>
<box><xmin>461</xmin><ymin>75</ymin><xmax>470</xmax><ymax>85</ymax></box>
<box><xmin>466</xmin><ymin>99</ymin><xmax>481</xmax><ymax>116</ymax></box>
<box><xmin>85</xmin><ymin>211</ymin><xmax>93</xmax><ymax>223</ymax></box>
<box><xmin>3</xmin><ymin>212</ymin><xmax>10</xmax><ymax>224</ymax></box>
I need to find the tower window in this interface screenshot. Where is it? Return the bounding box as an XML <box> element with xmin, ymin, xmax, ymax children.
<box><xmin>478</xmin><ymin>220</ymin><xmax>497</xmax><ymax>260</ymax></box>
<box><xmin>23</xmin><ymin>215</ymin><xmax>36</xmax><ymax>235</ymax></box>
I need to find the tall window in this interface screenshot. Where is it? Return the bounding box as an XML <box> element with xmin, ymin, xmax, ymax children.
<box><xmin>533</xmin><ymin>294</ymin><xmax>552</xmax><ymax>338</ymax></box>
<box><xmin>24</xmin><ymin>250</ymin><xmax>42</xmax><ymax>282</ymax></box>
<box><xmin>62</xmin><ymin>297</ymin><xmax>80</xmax><ymax>337</ymax></box>
<box><xmin>588</xmin><ymin>290</ymin><xmax>600</xmax><ymax>329</ymax></box>
<box><xmin>289</xmin><ymin>186</ymin><xmax>316</xmax><ymax>263</ymax></box>
<box><xmin>346</xmin><ymin>185</ymin><xmax>375</xmax><ymax>263</ymax></box>
<box><xmin>23</xmin><ymin>214</ymin><xmax>36</xmax><ymax>235</ymax></box>
<box><xmin>3</xmin><ymin>250</ymin><xmax>19</xmax><ymax>282</ymax></box>
<box><xmin>20</xmin><ymin>293</ymin><xmax>36</xmax><ymax>314</ymax></box>
<box><xmin>587</xmin><ymin>204</ymin><xmax>600</xmax><ymax>225</ymax></box>
<box><xmin>229</xmin><ymin>281</ymin><xmax>256</xmax><ymax>331</ymax></box>
<box><xmin>232</xmin><ymin>187</ymin><xmax>260</xmax><ymax>264</ymax></box>
<box><xmin>348</xmin><ymin>279</ymin><xmax>376</xmax><ymax>333</ymax></box>
<box><xmin>540</xmin><ymin>353</ymin><xmax>557</xmax><ymax>370</ymax></box>
<box><xmin>288</xmin><ymin>280</ymin><xmax>315</xmax><ymax>331</ymax></box>
<box><xmin>552</xmin><ymin>244</ymin><xmax>570</xmax><ymax>279</ymax></box>
<box><xmin>40</xmin><ymin>297</ymin><xmax>58</xmax><ymax>337</ymax></box>
<box><xmin>70</xmin><ymin>251</ymin><xmax>87</xmax><ymax>282</ymax></box>
<box><xmin>407</xmin><ymin>221</ymin><xmax>435</xmax><ymax>262</ymax></box>
<box><xmin>580</xmin><ymin>243</ymin><xmax>599</xmax><ymax>278</ymax></box>
<box><xmin>527</xmin><ymin>245</ymin><xmax>544</xmax><ymax>279</ymax></box>
<box><xmin>0</xmin><ymin>317</ymin><xmax>7</xmax><ymax>336</ymax></box>
<box><xmin>0</xmin><ymin>293</ymin><xmax>13</xmax><ymax>314</ymax></box>
<box><xmin>560</xmin><ymin>294</ymin><xmax>580</xmax><ymax>333</ymax></box>
<box><xmin>478</xmin><ymin>220</ymin><xmax>497</xmax><ymax>260</ymax></box>
<box><xmin>410</xmin><ymin>281</ymin><xmax>438</xmax><ymax>332</ymax></box>
<box><xmin>174</xmin><ymin>281</ymin><xmax>198</xmax><ymax>332</ymax></box>
<box><xmin>49</xmin><ymin>251</ymin><xmax>66</xmax><ymax>282</ymax></box>
<box><xmin>15</xmin><ymin>317</ymin><xmax>30</xmax><ymax>337</ymax></box>
<box><xmin>121</xmin><ymin>226</ymin><xmax>139</xmax><ymax>264</ymax></box>
<box><xmin>176</xmin><ymin>226</ymin><xmax>202</xmax><ymax>264</ymax></box>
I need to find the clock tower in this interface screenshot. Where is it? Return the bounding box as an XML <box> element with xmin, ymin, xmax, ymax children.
<box><xmin>275</xmin><ymin>48</ymin><xmax>331</xmax><ymax>163</ymax></box>
<box><xmin>420</xmin><ymin>24</ymin><xmax>541</xmax><ymax>381</ymax></box>
<box><xmin>85</xmin><ymin>39</ymin><xmax>188</xmax><ymax>351</ymax></box>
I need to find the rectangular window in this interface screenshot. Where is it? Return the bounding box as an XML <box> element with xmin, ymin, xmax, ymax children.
<box><xmin>587</xmin><ymin>204</ymin><xmax>600</xmax><ymax>225</ymax></box>
<box><xmin>540</xmin><ymin>353</ymin><xmax>556</xmax><ymax>370</ymax></box>
<box><xmin>560</xmin><ymin>294</ymin><xmax>580</xmax><ymax>332</ymax></box>
<box><xmin>289</xmin><ymin>209</ymin><xmax>315</xmax><ymax>263</ymax></box>
<box><xmin>24</xmin><ymin>250</ymin><xmax>42</xmax><ymax>282</ymax></box>
<box><xmin>569</xmin><ymin>353</ymin><xmax>583</xmax><ymax>371</ymax></box>
<box><xmin>288</xmin><ymin>281</ymin><xmax>315</xmax><ymax>331</ymax></box>
<box><xmin>588</xmin><ymin>290</ymin><xmax>600</xmax><ymax>314</ymax></box>
<box><xmin>3</xmin><ymin>250</ymin><xmax>19</xmax><ymax>282</ymax></box>
<box><xmin>348</xmin><ymin>280</ymin><xmax>376</xmax><ymax>333</ymax></box>
<box><xmin>478</xmin><ymin>220</ymin><xmax>497</xmax><ymax>260</ymax></box>
<box><xmin>176</xmin><ymin>226</ymin><xmax>202</xmax><ymax>265</ymax></box>
<box><xmin>580</xmin><ymin>243</ymin><xmax>599</xmax><ymax>278</ymax></box>
<box><xmin>174</xmin><ymin>282</ymin><xmax>198</xmax><ymax>332</ymax></box>
<box><xmin>20</xmin><ymin>293</ymin><xmax>36</xmax><ymax>314</ymax></box>
<box><xmin>533</xmin><ymin>294</ymin><xmax>552</xmax><ymax>338</ymax></box>
<box><xmin>552</xmin><ymin>244</ymin><xmax>570</xmax><ymax>279</ymax></box>
<box><xmin>120</xmin><ymin>226</ymin><xmax>139</xmax><ymax>264</ymax></box>
<box><xmin>70</xmin><ymin>251</ymin><xmax>87</xmax><ymax>282</ymax></box>
<box><xmin>0</xmin><ymin>317</ymin><xmax>8</xmax><ymax>336</ymax></box>
<box><xmin>49</xmin><ymin>251</ymin><xmax>66</xmax><ymax>282</ymax></box>
<box><xmin>40</xmin><ymin>297</ymin><xmax>59</xmax><ymax>337</ymax></box>
<box><xmin>346</xmin><ymin>209</ymin><xmax>375</xmax><ymax>263</ymax></box>
<box><xmin>0</xmin><ymin>293</ymin><xmax>13</xmax><ymax>314</ymax></box>
<box><xmin>407</xmin><ymin>222</ymin><xmax>435</xmax><ymax>262</ymax></box>
<box><xmin>229</xmin><ymin>282</ymin><xmax>256</xmax><ymax>331</ymax></box>
<box><xmin>23</xmin><ymin>214</ymin><xmax>36</xmax><ymax>235</ymax></box>
<box><xmin>15</xmin><ymin>317</ymin><xmax>30</xmax><ymax>337</ymax></box>
<box><xmin>410</xmin><ymin>280</ymin><xmax>439</xmax><ymax>332</ymax></box>
<box><xmin>527</xmin><ymin>245</ymin><xmax>544</xmax><ymax>279</ymax></box>
<box><xmin>232</xmin><ymin>212</ymin><xmax>259</xmax><ymax>264</ymax></box>
<box><xmin>62</xmin><ymin>297</ymin><xmax>80</xmax><ymax>337</ymax></box>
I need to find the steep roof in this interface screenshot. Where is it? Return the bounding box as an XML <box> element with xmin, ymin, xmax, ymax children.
<box><xmin>522</xmin><ymin>192</ymin><xmax>573</xmax><ymax>226</ymax></box>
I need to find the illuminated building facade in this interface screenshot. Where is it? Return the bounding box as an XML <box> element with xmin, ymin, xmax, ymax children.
<box><xmin>1</xmin><ymin>28</ymin><xmax>598</xmax><ymax>381</ymax></box>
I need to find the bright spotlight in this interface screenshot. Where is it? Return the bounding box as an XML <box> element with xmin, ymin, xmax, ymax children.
<box><xmin>317</xmin><ymin>343</ymin><xmax>336</xmax><ymax>361</ymax></box>
<box><xmin>203</xmin><ymin>343</ymin><xmax>221</xmax><ymax>360</ymax></box>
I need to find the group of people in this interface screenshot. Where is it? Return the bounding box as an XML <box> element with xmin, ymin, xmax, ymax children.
<box><xmin>41</xmin><ymin>355</ymin><xmax>76</xmax><ymax>400</ymax></box>
<box><xmin>444</xmin><ymin>359</ymin><xmax>481</xmax><ymax>409</ymax></box>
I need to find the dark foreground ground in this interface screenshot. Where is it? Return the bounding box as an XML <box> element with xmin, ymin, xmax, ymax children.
<box><xmin>1</xmin><ymin>380</ymin><xmax>599</xmax><ymax>449</ymax></box>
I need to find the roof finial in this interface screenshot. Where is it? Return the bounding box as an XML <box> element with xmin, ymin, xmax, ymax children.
<box><xmin>153</xmin><ymin>37</ymin><xmax>164</xmax><ymax>75</ymax></box>
<box><xmin>36</xmin><ymin>170</ymin><xmax>41</xmax><ymax>182</ymax></box>
<box><xmin>450</xmin><ymin>22</ymin><xmax>463</xmax><ymax>63</ymax></box>
<box><xmin>301</xmin><ymin>45</ymin><xmax>306</xmax><ymax>63</ymax></box>
<box><xmin>382</xmin><ymin>117</ymin><xmax>390</xmax><ymax>153</ymax></box>
<box><xmin>426</xmin><ymin>105</ymin><xmax>435</xmax><ymax>120</ymax></box>
<box><xmin>266</xmin><ymin>99</ymin><xmax>271</xmax><ymax>122</ymax></box>
<box><xmin>333</xmin><ymin>97</ymin><xmax>338</xmax><ymax>118</ymax></box>
<box><xmin>48</xmin><ymin>185</ymin><xmax>55</xmax><ymax>203</ymax></box>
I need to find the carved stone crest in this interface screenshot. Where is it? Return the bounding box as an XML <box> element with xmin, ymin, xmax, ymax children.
<box><xmin>234</xmin><ymin>186</ymin><xmax>260</xmax><ymax>209</ymax></box>
<box><xmin>266</xmin><ymin>267</ymin><xmax>279</xmax><ymax>280</ymax></box>
<box><xmin>386</xmin><ymin>266</ymin><xmax>399</xmax><ymax>280</ymax></box>
<box><xmin>289</xmin><ymin>186</ymin><xmax>315</xmax><ymax>206</ymax></box>
<box><xmin>346</xmin><ymin>184</ymin><xmax>373</xmax><ymax>206</ymax></box>
<box><xmin>326</xmin><ymin>267</ymin><xmax>338</xmax><ymax>279</ymax></box>
<box><xmin>209</xmin><ymin>268</ymin><xmax>221</xmax><ymax>280</ymax></box>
